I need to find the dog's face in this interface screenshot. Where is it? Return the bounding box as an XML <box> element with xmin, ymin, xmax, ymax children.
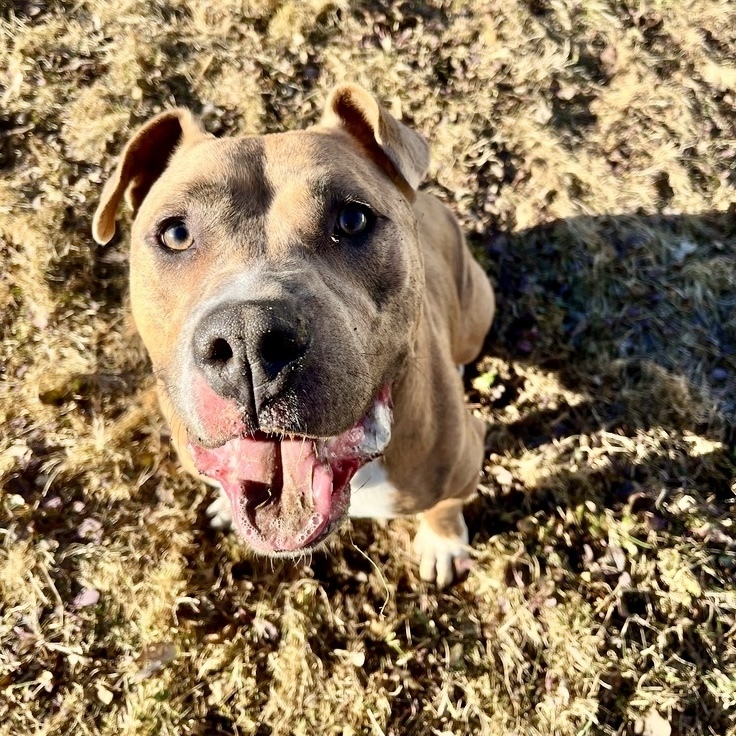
<box><xmin>93</xmin><ymin>85</ymin><xmax>430</xmax><ymax>555</ymax></box>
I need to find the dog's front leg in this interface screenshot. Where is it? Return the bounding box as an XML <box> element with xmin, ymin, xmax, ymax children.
<box><xmin>413</xmin><ymin>496</ymin><xmax>473</xmax><ymax>588</ymax></box>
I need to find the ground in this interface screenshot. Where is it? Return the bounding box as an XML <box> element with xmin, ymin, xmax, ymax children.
<box><xmin>1</xmin><ymin>1</ymin><xmax>735</xmax><ymax>734</ymax></box>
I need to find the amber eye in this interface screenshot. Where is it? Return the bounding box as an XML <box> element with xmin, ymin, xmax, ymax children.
<box><xmin>335</xmin><ymin>203</ymin><xmax>374</xmax><ymax>237</ymax></box>
<box><xmin>159</xmin><ymin>220</ymin><xmax>193</xmax><ymax>251</ymax></box>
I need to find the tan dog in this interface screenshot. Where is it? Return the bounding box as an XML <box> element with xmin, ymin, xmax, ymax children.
<box><xmin>92</xmin><ymin>85</ymin><xmax>494</xmax><ymax>587</ymax></box>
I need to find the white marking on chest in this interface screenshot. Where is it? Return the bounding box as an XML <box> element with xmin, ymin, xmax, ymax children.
<box><xmin>348</xmin><ymin>459</ymin><xmax>401</xmax><ymax>519</ymax></box>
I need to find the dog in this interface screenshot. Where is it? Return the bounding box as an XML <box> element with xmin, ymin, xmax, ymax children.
<box><xmin>92</xmin><ymin>84</ymin><xmax>494</xmax><ymax>587</ymax></box>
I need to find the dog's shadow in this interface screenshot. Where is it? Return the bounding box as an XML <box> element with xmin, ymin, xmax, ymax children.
<box><xmin>461</xmin><ymin>207</ymin><xmax>735</xmax><ymax>542</ymax></box>
<box><xmin>449</xmin><ymin>209</ymin><xmax>735</xmax><ymax>733</ymax></box>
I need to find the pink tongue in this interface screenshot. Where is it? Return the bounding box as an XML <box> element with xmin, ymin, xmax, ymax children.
<box><xmin>190</xmin><ymin>436</ymin><xmax>334</xmax><ymax>551</ymax></box>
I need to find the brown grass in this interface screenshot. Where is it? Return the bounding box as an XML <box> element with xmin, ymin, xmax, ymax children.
<box><xmin>1</xmin><ymin>1</ymin><xmax>735</xmax><ymax>734</ymax></box>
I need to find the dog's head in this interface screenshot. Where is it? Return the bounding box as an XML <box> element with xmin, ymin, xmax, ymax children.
<box><xmin>93</xmin><ymin>85</ymin><xmax>429</xmax><ymax>554</ymax></box>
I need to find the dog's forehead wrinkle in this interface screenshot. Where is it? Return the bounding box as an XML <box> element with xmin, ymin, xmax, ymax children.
<box><xmin>174</xmin><ymin>138</ymin><xmax>273</xmax><ymax>231</ymax></box>
<box><xmin>262</xmin><ymin>130</ymin><xmax>383</xmax><ymax>195</ymax></box>
<box><xmin>182</xmin><ymin>179</ymin><xmax>268</xmax><ymax>219</ymax></box>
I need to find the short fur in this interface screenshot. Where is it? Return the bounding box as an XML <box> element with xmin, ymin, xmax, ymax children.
<box><xmin>93</xmin><ymin>84</ymin><xmax>495</xmax><ymax>586</ymax></box>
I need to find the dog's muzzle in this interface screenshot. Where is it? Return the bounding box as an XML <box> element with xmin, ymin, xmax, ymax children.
<box><xmin>188</xmin><ymin>388</ymin><xmax>393</xmax><ymax>553</ymax></box>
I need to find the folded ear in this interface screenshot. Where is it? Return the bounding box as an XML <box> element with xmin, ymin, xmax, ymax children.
<box><xmin>92</xmin><ymin>109</ymin><xmax>208</xmax><ymax>245</ymax></box>
<box><xmin>321</xmin><ymin>84</ymin><xmax>430</xmax><ymax>193</ymax></box>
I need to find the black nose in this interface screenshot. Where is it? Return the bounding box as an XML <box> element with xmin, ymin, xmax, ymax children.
<box><xmin>193</xmin><ymin>300</ymin><xmax>309</xmax><ymax>408</ymax></box>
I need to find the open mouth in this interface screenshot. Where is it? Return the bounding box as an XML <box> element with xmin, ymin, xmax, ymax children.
<box><xmin>188</xmin><ymin>389</ymin><xmax>392</xmax><ymax>554</ymax></box>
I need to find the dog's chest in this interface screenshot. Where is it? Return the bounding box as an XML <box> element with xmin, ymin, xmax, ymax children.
<box><xmin>348</xmin><ymin>459</ymin><xmax>400</xmax><ymax>519</ymax></box>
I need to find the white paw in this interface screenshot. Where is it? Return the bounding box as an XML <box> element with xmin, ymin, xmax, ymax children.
<box><xmin>206</xmin><ymin>487</ymin><xmax>233</xmax><ymax>531</ymax></box>
<box><xmin>413</xmin><ymin>515</ymin><xmax>471</xmax><ymax>589</ymax></box>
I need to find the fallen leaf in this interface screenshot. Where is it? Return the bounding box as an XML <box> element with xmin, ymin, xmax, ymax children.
<box><xmin>491</xmin><ymin>466</ymin><xmax>514</xmax><ymax>488</ymax></box>
<box><xmin>95</xmin><ymin>681</ymin><xmax>114</xmax><ymax>705</ymax></box>
<box><xmin>7</xmin><ymin>494</ymin><xmax>26</xmax><ymax>510</ymax></box>
<box><xmin>635</xmin><ymin>709</ymin><xmax>671</xmax><ymax>736</ymax></box>
<box><xmin>38</xmin><ymin>670</ymin><xmax>54</xmax><ymax>692</ymax></box>
<box><xmin>77</xmin><ymin>517</ymin><xmax>103</xmax><ymax>541</ymax></box>
<box><xmin>556</xmin><ymin>84</ymin><xmax>577</xmax><ymax>100</ymax></box>
<box><xmin>600</xmin><ymin>45</ymin><xmax>618</xmax><ymax>75</ymax></box>
<box><xmin>252</xmin><ymin>618</ymin><xmax>279</xmax><ymax>641</ymax></box>
<box><xmin>672</xmin><ymin>239</ymin><xmax>697</xmax><ymax>263</ymax></box>
<box><xmin>334</xmin><ymin>649</ymin><xmax>366</xmax><ymax>667</ymax></box>
<box><xmin>472</xmin><ymin>370</ymin><xmax>497</xmax><ymax>394</ymax></box>
<box><xmin>134</xmin><ymin>642</ymin><xmax>177</xmax><ymax>681</ymax></box>
<box><xmin>73</xmin><ymin>588</ymin><xmax>100</xmax><ymax>608</ymax></box>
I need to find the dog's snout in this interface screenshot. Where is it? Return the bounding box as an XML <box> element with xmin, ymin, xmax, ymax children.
<box><xmin>193</xmin><ymin>300</ymin><xmax>309</xmax><ymax>406</ymax></box>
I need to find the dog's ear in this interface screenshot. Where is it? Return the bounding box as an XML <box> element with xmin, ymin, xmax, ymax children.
<box><xmin>92</xmin><ymin>109</ymin><xmax>208</xmax><ymax>245</ymax></box>
<box><xmin>322</xmin><ymin>84</ymin><xmax>430</xmax><ymax>193</ymax></box>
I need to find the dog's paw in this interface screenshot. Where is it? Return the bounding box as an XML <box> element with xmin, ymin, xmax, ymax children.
<box><xmin>206</xmin><ymin>488</ymin><xmax>233</xmax><ymax>531</ymax></box>
<box><xmin>413</xmin><ymin>516</ymin><xmax>471</xmax><ymax>589</ymax></box>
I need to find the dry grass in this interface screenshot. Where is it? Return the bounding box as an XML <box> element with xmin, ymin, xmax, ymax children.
<box><xmin>1</xmin><ymin>1</ymin><xmax>735</xmax><ymax>734</ymax></box>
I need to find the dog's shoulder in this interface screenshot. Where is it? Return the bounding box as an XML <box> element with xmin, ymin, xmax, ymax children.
<box><xmin>413</xmin><ymin>190</ymin><xmax>494</xmax><ymax>364</ymax></box>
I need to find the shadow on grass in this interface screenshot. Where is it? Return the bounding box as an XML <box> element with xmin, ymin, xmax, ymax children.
<box><xmin>464</xmin><ymin>207</ymin><xmax>735</xmax><ymax>528</ymax></box>
<box><xmin>457</xmin><ymin>208</ymin><xmax>736</xmax><ymax>736</ymax></box>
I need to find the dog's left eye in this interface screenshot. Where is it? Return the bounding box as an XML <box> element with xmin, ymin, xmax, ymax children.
<box><xmin>159</xmin><ymin>220</ymin><xmax>194</xmax><ymax>251</ymax></box>
<box><xmin>335</xmin><ymin>204</ymin><xmax>374</xmax><ymax>237</ymax></box>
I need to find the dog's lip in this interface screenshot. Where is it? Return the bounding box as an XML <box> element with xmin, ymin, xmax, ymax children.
<box><xmin>187</xmin><ymin>388</ymin><xmax>393</xmax><ymax>553</ymax></box>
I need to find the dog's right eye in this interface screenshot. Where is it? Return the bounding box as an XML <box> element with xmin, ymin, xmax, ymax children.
<box><xmin>159</xmin><ymin>220</ymin><xmax>194</xmax><ymax>251</ymax></box>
